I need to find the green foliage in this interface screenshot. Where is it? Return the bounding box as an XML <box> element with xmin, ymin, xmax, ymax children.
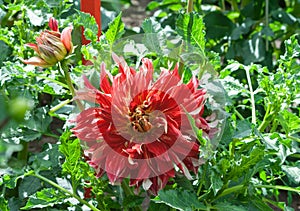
<box><xmin>0</xmin><ymin>0</ymin><xmax>299</xmax><ymax>210</ymax></box>
<box><xmin>105</xmin><ymin>12</ymin><xmax>125</xmax><ymax>46</ymax></box>
<box><xmin>154</xmin><ymin>189</ymin><xmax>206</xmax><ymax>211</ymax></box>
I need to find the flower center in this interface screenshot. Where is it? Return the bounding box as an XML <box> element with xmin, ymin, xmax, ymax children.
<box><xmin>129</xmin><ymin>101</ymin><xmax>152</xmax><ymax>133</ymax></box>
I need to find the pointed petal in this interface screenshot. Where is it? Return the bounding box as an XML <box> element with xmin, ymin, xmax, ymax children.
<box><xmin>49</xmin><ymin>17</ymin><xmax>58</xmax><ymax>31</ymax></box>
<box><xmin>100</xmin><ymin>63</ymin><xmax>112</xmax><ymax>94</ymax></box>
<box><xmin>24</xmin><ymin>43</ymin><xmax>39</xmax><ymax>53</ymax></box>
<box><xmin>61</xmin><ymin>26</ymin><xmax>73</xmax><ymax>52</ymax></box>
<box><xmin>21</xmin><ymin>57</ymin><xmax>51</xmax><ymax>67</ymax></box>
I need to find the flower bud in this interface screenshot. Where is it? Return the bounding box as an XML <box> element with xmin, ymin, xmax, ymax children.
<box><xmin>22</xmin><ymin>17</ymin><xmax>73</xmax><ymax>67</ymax></box>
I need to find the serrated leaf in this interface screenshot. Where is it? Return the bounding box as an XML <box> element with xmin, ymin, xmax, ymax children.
<box><xmin>21</xmin><ymin>188</ymin><xmax>66</xmax><ymax>210</ymax></box>
<box><xmin>105</xmin><ymin>12</ymin><xmax>124</xmax><ymax>46</ymax></box>
<box><xmin>277</xmin><ymin>110</ymin><xmax>300</xmax><ymax>134</ymax></box>
<box><xmin>142</xmin><ymin>18</ymin><xmax>161</xmax><ymax>33</ymax></box>
<box><xmin>154</xmin><ymin>189</ymin><xmax>206</xmax><ymax>211</ymax></box>
<box><xmin>74</xmin><ymin>11</ymin><xmax>99</xmax><ymax>42</ymax></box>
<box><xmin>176</xmin><ymin>12</ymin><xmax>205</xmax><ymax>53</ymax></box>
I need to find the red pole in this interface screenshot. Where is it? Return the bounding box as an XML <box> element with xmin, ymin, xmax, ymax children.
<box><xmin>80</xmin><ymin>0</ymin><xmax>101</xmax><ymax>64</ymax></box>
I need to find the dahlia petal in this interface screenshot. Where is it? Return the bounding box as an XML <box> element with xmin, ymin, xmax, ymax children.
<box><xmin>61</xmin><ymin>26</ymin><xmax>73</xmax><ymax>52</ymax></box>
<box><xmin>100</xmin><ymin>62</ymin><xmax>112</xmax><ymax>94</ymax></box>
<box><xmin>21</xmin><ymin>57</ymin><xmax>51</xmax><ymax>67</ymax></box>
<box><xmin>24</xmin><ymin>43</ymin><xmax>39</xmax><ymax>53</ymax></box>
<box><xmin>49</xmin><ymin>17</ymin><xmax>58</xmax><ymax>31</ymax></box>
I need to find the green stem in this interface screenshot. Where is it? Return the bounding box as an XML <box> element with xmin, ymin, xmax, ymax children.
<box><xmin>59</xmin><ymin>62</ymin><xmax>84</xmax><ymax>111</ymax></box>
<box><xmin>25</xmin><ymin>171</ymin><xmax>100</xmax><ymax>211</ymax></box>
<box><xmin>245</xmin><ymin>67</ymin><xmax>256</xmax><ymax>125</ymax></box>
<box><xmin>49</xmin><ymin>99</ymin><xmax>72</xmax><ymax>114</ymax></box>
<box><xmin>233</xmin><ymin>107</ymin><xmax>245</xmax><ymax>120</ymax></box>
<box><xmin>287</xmin><ymin>135</ymin><xmax>300</xmax><ymax>143</ymax></box>
<box><xmin>256</xmin><ymin>184</ymin><xmax>300</xmax><ymax>194</ymax></box>
<box><xmin>37</xmin><ymin>75</ymin><xmax>69</xmax><ymax>89</ymax></box>
<box><xmin>258</xmin><ymin>103</ymin><xmax>271</xmax><ymax>132</ymax></box>
<box><xmin>214</xmin><ymin>185</ymin><xmax>244</xmax><ymax>200</ymax></box>
<box><xmin>121</xmin><ymin>180</ymin><xmax>142</xmax><ymax>211</ymax></box>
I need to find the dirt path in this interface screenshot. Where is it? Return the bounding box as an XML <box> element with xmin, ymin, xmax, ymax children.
<box><xmin>122</xmin><ymin>0</ymin><xmax>152</xmax><ymax>27</ymax></box>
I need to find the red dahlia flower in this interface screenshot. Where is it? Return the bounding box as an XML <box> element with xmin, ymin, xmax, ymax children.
<box><xmin>22</xmin><ymin>17</ymin><xmax>73</xmax><ymax>67</ymax></box>
<box><xmin>72</xmin><ymin>54</ymin><xmax>210</xmax><ymax>195</ymax></box>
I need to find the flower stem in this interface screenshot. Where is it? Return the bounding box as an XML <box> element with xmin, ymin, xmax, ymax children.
<box><xmin>245</xmin><ymin>67</ymin><xmax>256</xmax><ymax>125</ymax></box>
<box><xmin>25</xmin><ymin>171</ymin><xmax>100</xmax><ymax>211</ymax></box>
<box><xmin>58</xmin><ymin>62</ymin><xmax>84</xmax><ymax>111</ymax></box>
<box><xmin>255</xmin><ymin>184</ymin><xmax>300</xmax><ymax>194</ymax></box>
<box><xmin>121</xmin><ymin>180</ymin><xmax>142</xmax><ymax>211</ymax></box>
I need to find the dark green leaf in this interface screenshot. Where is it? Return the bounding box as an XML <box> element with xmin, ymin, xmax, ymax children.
<box><xmin>215</xmin><ymin>202</ymin><xmax>247</xmax><ymax>211</ymax></box>
<box><xmin>154</xmin><ymin>189</ymin><xmax>206</xmax><ymax>211</ymax></box>
<box><xmin>203</xmin><ymin>11</ymin><xmax>234</xmax><ymax>40</ymax></box>
<box><xmin>18</xmin><ymin>176</ymin><xmax>42</xmax><ymax>200</ymax></box>
<box><xmin>123</xmin><ymin>195</ymin><xmax>144</xmax><ymax>208</ymax></box>
<box><xmin>0</xmin><ymin>41</ymin><xmax>11</xmax><ymax>65</ymax></box>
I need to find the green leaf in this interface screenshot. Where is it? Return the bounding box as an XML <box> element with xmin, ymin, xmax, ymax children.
<box><xmin>211</xmin><ymin>170</ymin><xmax>224</xmax><ymax>195</ymax></box>
<box><xmin>0</xmin><ymin>41</ymin><xmax>11</xmax><ymax>65</ymax></box>
<box><xmin>282</xmin><ymin>165</ymin><xmax>300</xmax><ymax>184</ymax></box>
<box><xmin>0</xmin><ymin>197</ymin><xmax>8</xmax><ymax>211</ymax></box>
<box><xmin>29</xmin><ymin>144</ymin><xmax>62</xmax><ymax>172</ymax></box>
<box><xmin>176</xmin><ymin>12</ymin><xmax>205</xmax><ymax>53</ymax></box>
<box><xmin>233</xmin><ymin>120</ymin><xmax>252</xmax><ymax>139</ymax></box>
<box><xmin>105</xmin><ymin>12</ymin><xmax>125</xmax><ymax>46</ymax></box>
<box><xmin>153</xmin><ymin>189</ymin><xmax>206</xmax><ymax>211</ymax></box>
<box><xmin>21</xmin><ymin>188</ymin><xmax>66</xmax><ymax>210</ymax></box>
<box><xmin>277</xmin><ymin>110</ymin><xmax>300</xmax><ymax>134</ymax></box>
<box><xmin>123</xmin><ymin>195</ymin><xmax>144</xmax><ymax>208</ymax></box>
<box><xmin>203</xmin><ymin>11</ymin><xmax>234</xmax><ymax>40</ymax></box>
<box><xmin>142</xmin><ymin>18</ymin><xmax>161</xmax><ymax>33</ymax></box>
<box><xmin>73</xmin><ymin>11</ymin><xmax>99</xmax><ymax>43</ymax></box>
<box><xmin>18</xmin><ymin>176</ymin><xmax>42</xmax><ymax>200</ymax></box>
<box><xmin>215</xmin><ymin>202</ymin><xmax>247</xmax><ymax>211</ymax></box>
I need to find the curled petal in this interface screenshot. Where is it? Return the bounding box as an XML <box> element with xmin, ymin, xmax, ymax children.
<box><xmin>21</xmin><ymin>56</ymin><xmax>51</xmax><ymax>67</ymax></box>
<box><xmin>24</xmin><ymin>43</ymin><xmax>39</xmax><ymax>53</ymax></box>
<box><xmin>61</xmin><ymin>26</ymin><xmax>73</xmax><ymax>53</ymax></box>
<box><xmin>49</xmin><ymin>17</ymin><xmax>58</xmax><ymax>31</ymax></box>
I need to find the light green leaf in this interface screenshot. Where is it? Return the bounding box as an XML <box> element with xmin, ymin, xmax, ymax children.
<box><xmin>277</xmin><ymin>110</ymin><xmax>300</xmax><ymax>134</ymax></box>
<box><xmin>282</xmin><ymin>165</ymin><xmax>300</xmax><ymax>184</ymax></box>
<box><xmin>176</xmin><ymin>12</ymin><xmax>205</xmax><ymax>53</ymax></box>
<box><xmin>142</xmin><ymin>18</ymin><xmax>161</xmax><ymax>33</ymax></box>
<box><xmin>153</xmin><ymin>189</ymin><xmax>206</xmax><ymax>211</ymax></box>
<box><xmin>105</xmin><ymin>12</ymin><xmax>125</xmax><ymax>46</ymax></box>
<box><xmin>20</xmin><ymin>188</ymin><xmax>66</xmax><ymax>210</ymax></box>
